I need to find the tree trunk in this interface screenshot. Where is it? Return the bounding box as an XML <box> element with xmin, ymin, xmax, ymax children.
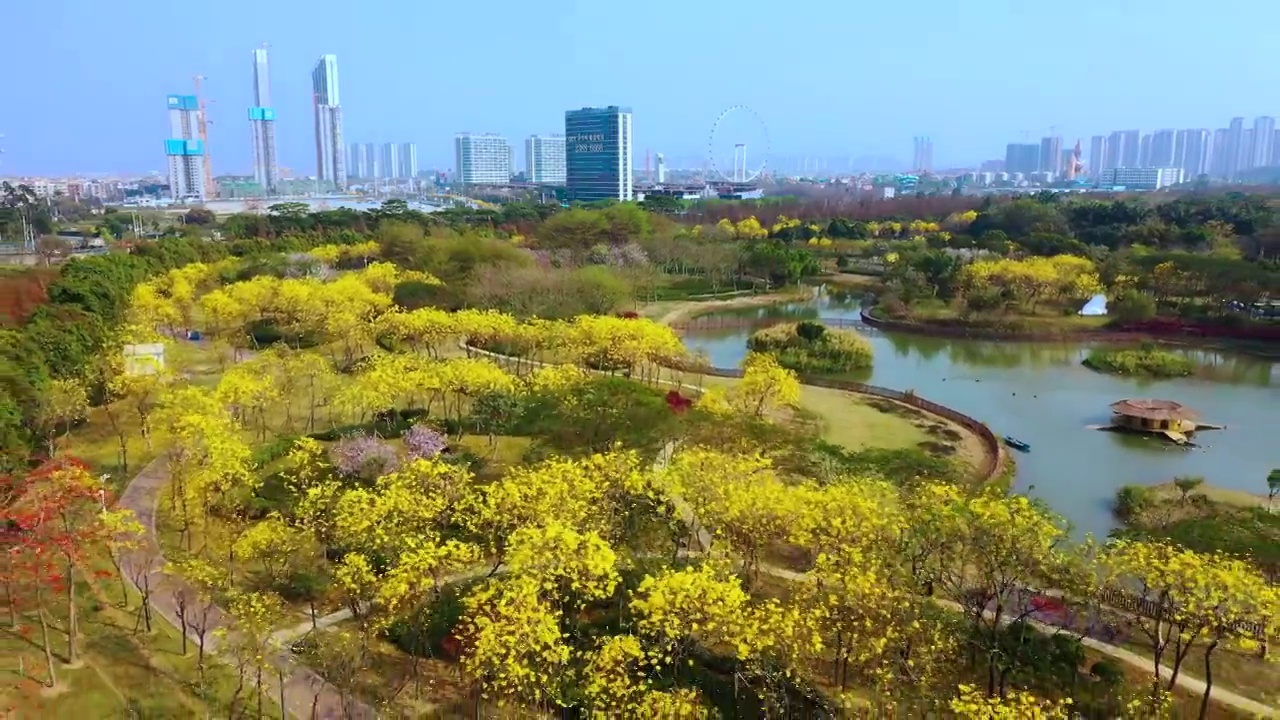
<box><xmin>65</xmin><ymin>558</ymin><xmax>77</xmax><ymax>665</ymax></box>
<box><xmin>36</xmin><ymin>585</ymin><xmax>56</xmax><ymax>688</ymax></box>
<box><xmin>4</xmin><ymin>554</ymin><xmax>17</xmax><ymax>629</ymax></box>
<box><xmin>1198</xmin><ymin>638</ymin><xmax>1220</xmax><ymax>720</ymax></box>
<box><xmin>109</xmin><ymin>555</ymin><xmax>129</xmax><ymax>607</ymax></box>
<box><xmin>175</xmin><ymin>598</ymin><xmax>188</xmax><ymax>656</ymax></box>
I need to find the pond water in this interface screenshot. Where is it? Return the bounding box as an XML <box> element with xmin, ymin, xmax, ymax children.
<box><xmin>680</xmin><ymin>289</ymin><xmax>1280</xmax><ymax>539</ymax></box>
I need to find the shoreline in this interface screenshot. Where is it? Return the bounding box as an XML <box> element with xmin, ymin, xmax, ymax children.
<box><xmin>860</xmin><ymin>307</ymin><xmax>1280</xmax><ymax>359</ymax></box>
<box><xmin>631</xmin><ymin>293</ymin><xmax>1008</xmax><ymax>485</ymax></box>
<box><xmin>649</xmin><ymin>290</ymin><xmax>812</xmax><ymax>327</ymax></box>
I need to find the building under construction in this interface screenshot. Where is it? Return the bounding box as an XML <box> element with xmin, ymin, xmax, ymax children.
<box><xmin>164</xmin><ymin>94</ymin><xmax>207</xmax><ymax>202</ymax></box>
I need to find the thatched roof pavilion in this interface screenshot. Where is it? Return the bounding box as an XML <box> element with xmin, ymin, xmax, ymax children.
<box><xmin>1109</xmin><ymin>399</ymin><xmax>1199</xmax><ymax>432</ymax></box>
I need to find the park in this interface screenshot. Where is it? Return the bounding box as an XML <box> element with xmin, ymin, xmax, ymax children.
<box><xmin>1</xmin><ymin>196</ymin><xmax>1278</xmax><ymax>717</ymax></box>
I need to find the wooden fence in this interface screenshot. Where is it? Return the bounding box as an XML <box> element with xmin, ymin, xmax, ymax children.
<box><xmin>1096</xmin><ymin>587</ymin><xmax>1270</xmax><ymax>643</ymax></box>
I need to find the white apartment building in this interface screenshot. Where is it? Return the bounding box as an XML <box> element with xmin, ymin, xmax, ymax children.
<box><xmin>1099</xmin><ymin>167</ymin><xmax>1184</xmax><ymax>190</ymax></box>
<box><xmin>525</xmin><ymin>135</ymin><xmax>566</xmax><ymax>183</ymax></box>
<box><xmin>455</xmin><ymin>133</ymin><xmax>512</xmax><ymax>185</ymax></box>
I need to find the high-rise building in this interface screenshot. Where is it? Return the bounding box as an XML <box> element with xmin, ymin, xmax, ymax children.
<box><xmin>1272</xmin><ymin>129</ymin><xmax>1280</xmax><ymax>167</ymax></box>
<box><xmin>364</xmin><ymin>142</ymin><xmax>380</xmax><ymax>179</ymax></box>
<box><xmin>381</xmin><ymin>143</ymin><xmax>401</xmax><ymax>181</ymax></box>
<box><xmin>248</xmin><ymin>46</ymin><xmax>279</xmax><ymax>193</ymax></box>
<box><xmin>1148</xmin><ymin>129</ymin><xmax>1177</xmax><ymax>168</ymax></box>
<box><xmin>525</xmin><ymin>135</ymin><xmax>567</xmax><ymax>183</ymax></box>
<box><xmin>1242</xmin><ymin>129</ymin><xmax>1255</xmax><ymax>173</ymax></box>
<box><xmin>347</xmin><ymin>143</ymin><xmax>368</xmax><ymax>178</ymax></box>
<box><xmin>565</xmin><ymin>106</ymin><xmax>633</xmax><ymax>202</ymax></box>
<box><xmin>1039</xmin><ymin>136</ymin><xmax>1062</xmax><ymax>174</ymax></box>
<box><xmin>1104</xmin><ymin>132</ymin><xmax>1123</xmax><ymax>170</ymax></box>
<box><xmin>1109</xmin><ymin>130</ymin><xmax>1141</xmax><ymax>168</ymax></box>
<box><xmin>655</xmin><ymin>152</ymin><xmax>667</xmax><ymax>184</ymax></box>
<box><xmin>1175</xmin><ymin>129</ymin><xmax>1211</xmax><ymax>179</ymax></box>
<box><xmin>1225</xmin><ymin>117</ymin><xmax>1246</xmax><ymax>179</ymax></box>
<box><xmin>164</xmin><ymin>94</ymin><xmax>206</xmax><ymax>201</ymax></box>
<box><xmin>1088</xmin><ymin>136</ymin><xmax>1107</xmax><ymax>177</ymax></box>
<box><xmin>912</xmin><ymin>136</ymin><xmax>933</xmax><ymax>172</ymax></box>
<box><xmin>1211</xmin><ymin>129</ymin><xmax>1231</xmax><ymax>178</ymax></box>
<box><xmin>455</xmin><ymin>133</ymin><xmax>512</xmax><ymax>185</ymax></box>
<box><xmin>312</xmin><ymin>54</ymin><xmax>345</xmax><ymax>190</ymax></box>
<box><xmin>1138</xmin><ymin>134</ymin><xmax>1152</xmax><ymax>167</ymax></box>
<box><xmin>400</xmin><ymin>143</ymin><xmax>418</xmax><ymax>179</ymax></box>
<box><xmin>1004</xmin><ymin>143</ymin><xmax>1039</xmax><ymax>174</ymax></box>
<box><xmin>1252</xmin><ymin>117</ymin><xmax>1275</xmax><ymax>169</ymax></box>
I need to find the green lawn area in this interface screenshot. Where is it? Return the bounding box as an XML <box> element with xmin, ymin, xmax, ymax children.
<box><xmin>0</xmin><ymin>551</ymin><xmax>282</xmax><ymax>718</ymax></box>
<box><xmin>680</xmin><ymin>372</ymin><xmax>989</xmax><ymax>476</ymax></box>
<box><xmin>694</xmin><ymin>374</ymin><xmax>924</xmax><ymax>451</ymax></box>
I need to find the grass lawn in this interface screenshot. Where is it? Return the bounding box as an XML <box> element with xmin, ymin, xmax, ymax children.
<box><xmin>820</xmin><ymin>272</ymin><xmax>883</xmax><ymax>289</ymax></box>
<box><xmin>0</xmin><ymin>550</ymin><xmax>283</xmax><ymax>718</ymax></box>
<box><xmin>687</xmin><ymin>373</ymin><xmax>987</xmax><ymax>474</ymax></box>
<box><xmin>1146</xmin><ymin>481</ymin><xmax>1270</xmax><ymax>509</ymax></box>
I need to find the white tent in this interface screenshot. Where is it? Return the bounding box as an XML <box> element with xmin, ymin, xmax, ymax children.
<box><xmin>1078</xmin><ymin>294</ymin><xmax>1108</xmax><ymax>316</ymax></box>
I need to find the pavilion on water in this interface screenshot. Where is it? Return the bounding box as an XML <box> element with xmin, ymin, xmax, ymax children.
<box><xmin>1104</xmin><ymin>399</ymin><xmax>1222</xmax><ymax>445</ymax></box>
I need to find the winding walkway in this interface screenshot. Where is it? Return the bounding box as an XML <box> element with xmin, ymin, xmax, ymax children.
<box><xmin>117</xmin><ymin>457</ymin><xmax>375</xmax><ymax>719</ymax></box>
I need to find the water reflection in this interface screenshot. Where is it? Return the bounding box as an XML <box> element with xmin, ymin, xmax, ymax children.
<box><xmin>681</xmin><ymin>292</ymin><xmax>1280</xmax><ymax>539</ymax></box>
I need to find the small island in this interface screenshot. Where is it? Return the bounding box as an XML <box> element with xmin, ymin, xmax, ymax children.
<box><xmin>747</xmin><ymin>320</ymin><xmax>874</xmax><ymax>373</ymax></box>
<box><xmin>1083</xmin><ymin>344</ymin><xmax>1194</xmax><ymax>378</ymax></box>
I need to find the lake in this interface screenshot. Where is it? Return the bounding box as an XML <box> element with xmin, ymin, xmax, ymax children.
<box><xmin>679</xmin><ymin>289</ymin><xmax>1280</xmax><ymax>539</ymax></box>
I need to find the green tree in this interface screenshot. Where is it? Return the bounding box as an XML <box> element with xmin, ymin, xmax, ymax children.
<box><xmin>536</xmin><ymin>208</ymin><xmax>609</xmax><ymax>252</ymax></box>
<box><xmin>1111</xmin><ymin>289</ymin><xmax>1156</xmax><ymax>323</ymax></box>
<box><xmin>1173</xmin><ymin>475</ymin><xmax>1204</xmax><ymax>504</ymax></box>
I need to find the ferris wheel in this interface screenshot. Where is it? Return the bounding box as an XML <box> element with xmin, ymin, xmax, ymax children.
<box><xmin>707</xmin><ymin>105</ymin><xmax>770</xmax><ymax>183</ymax></box>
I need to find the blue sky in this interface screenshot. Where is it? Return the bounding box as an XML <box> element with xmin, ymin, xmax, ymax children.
<box><xmin>3</xmin><ymin>0</ymin><xmax>1276</xmax><ymax>175</ymax></box>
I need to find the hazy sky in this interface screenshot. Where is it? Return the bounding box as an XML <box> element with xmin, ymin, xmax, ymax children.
<box><xmin>3</xmin><ymin>0</ymin><xmax>1277</xmax><ymax>176</ymax></box>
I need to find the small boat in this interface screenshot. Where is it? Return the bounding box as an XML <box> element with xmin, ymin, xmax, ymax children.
<box><xmin>1003</xmin><ymin>435</ymin><xmax>1031</xmax><ymax>452</ymax></box>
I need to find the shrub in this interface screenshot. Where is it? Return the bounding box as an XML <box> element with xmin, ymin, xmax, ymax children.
<box><xmin>795</xmin><ymin>320</ymin><xmax>826</xmax><ymax>342</ymax></box>
<box><xmin>1113</xmin><ymin>484</ymin><xmax>1151</xmax><ymax>521</ymax></box>
<box><xmin>329</xmin><ymin>432</ymin><xmax>399</xmax><ymax>480</ymax></box>
<box><xmin>1090</xmin><ymin>659</ymin><xmax>1124</xmax><ymax>685</ymax></box>
<box><xmin>1111</xmin><ymin>289</ymin><xmax>1156</xmax><ymax>323</ymax></box>
<box><xmin>403</xmin><ymin>423</ymin><xmax>448</xmax><ymax>460</ymax></box>
<box><xmin>747</xmin><ymin>322</ymin><xmax>874</xmax><ymax>373</ymax></box>
<box><xmin>385</xmin><ymin>585</ymin><xmax>470</xmax><ymax>658</ymax></box>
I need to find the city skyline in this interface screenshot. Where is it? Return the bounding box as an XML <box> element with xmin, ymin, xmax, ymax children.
<box><xmin>5</xmin><ymin>0</ymin><xmax>1280</xmax><ymax>176</ymax></box>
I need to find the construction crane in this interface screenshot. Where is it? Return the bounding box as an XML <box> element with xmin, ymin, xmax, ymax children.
<box><xmin>194</xmin><ymin>75</ymin><xmax>216</xmax><ymax>197</ymax></box>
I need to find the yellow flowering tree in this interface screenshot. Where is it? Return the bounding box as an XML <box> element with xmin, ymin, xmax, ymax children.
<box><xmin>950</xmin><ymin>684</ymin><xmax>1071</xmax><ymax>719</ymax></box>
<box><xmin>733</xmin><ymin>352</ymin><xmax>801</xmax><ymax>418</ymax></box>
<box><xmin>1101</xmin><ymin>539</ymin><xmax>1280</xmax><ymax>715</ymax></box>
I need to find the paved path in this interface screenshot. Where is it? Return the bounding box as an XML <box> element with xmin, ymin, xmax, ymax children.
<box><xmin>117</xmin><ymin>456</ymin><xmax>376</xmax><ymax>719</ymax></box>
